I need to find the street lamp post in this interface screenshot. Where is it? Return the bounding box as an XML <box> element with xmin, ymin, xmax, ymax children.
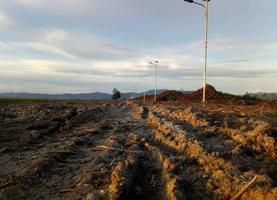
<box><xmin>139</xmin><ymin>75</ymin><xmax>147</xmax><ymax>102</ymax></box>
<box><xmin>183</xmin><ymin>0</ymin><xmax>210</xmax><ymax>103</ymax></box>
<box><xmin>149</xmin><ymin>60</ymin><xmax>159</xmax><ymax>102</ymax></box>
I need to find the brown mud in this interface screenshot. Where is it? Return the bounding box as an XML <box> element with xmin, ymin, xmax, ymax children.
<box><xmin>0</xmin><ymin>100</ymin><xmax>276</xmax><ymax>200</ymax></box>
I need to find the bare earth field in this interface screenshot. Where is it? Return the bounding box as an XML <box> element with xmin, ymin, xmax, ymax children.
<box><xmin>0</xmin><ymin>100</ymin><xmax>276</xmax><ymax>200</ymax></box>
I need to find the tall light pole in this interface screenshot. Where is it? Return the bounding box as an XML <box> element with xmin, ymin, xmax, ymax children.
<box><xmin>149</xmin><ymin>60</ymin><xmax>159</xmax><ymax>102</ymax></box>
<box><xmin>183</xmin><ymin>0</ymin><xmax>210</xmax><ymax>103</ymax></box>
<box><xmin>139</xmin><ymin>75</ymin><xmax>147</xmax><ymax>102</ymax></box>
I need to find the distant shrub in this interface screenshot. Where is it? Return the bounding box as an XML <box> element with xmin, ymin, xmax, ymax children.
<box><xmin>112</xmin><ymin>88</ymin><xmax>121</xmax><ymax>100</ymax></box>
<box><xmin>241</xmin><ymin>93</ymin><xmax>260</xmax><ymax>101</ymax></box>
<box><xmin>217</xmin><ymin>91</ymin><xmax>260</xmax><ymax>101</ymax></box>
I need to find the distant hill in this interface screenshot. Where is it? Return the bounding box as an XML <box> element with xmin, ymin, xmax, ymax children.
<box><xmin>0</xmin><ymin>89</ymin><xmax>168</xmax><ymax>100</ymax></box>
<box><xmin>2</xmin><ymin>90</ymin><xmax>274</xmax><ymax>101</ymax></box>
<box><xmin>0</xmin><ymin>92</ymin><xmax>111</xmax><ymax>100</ymax></box>
<box><xmin>120</xmin><ymin>89</ymin><xmax>167</xmax><ymax>99</ymax></box>
<box><xmin>247</xmin><ymin>92</ymin><xmax>277</xmax><ymax>100</ymax></box>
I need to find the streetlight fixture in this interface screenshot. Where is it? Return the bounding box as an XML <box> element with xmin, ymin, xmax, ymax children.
<box><xmin>183</xmin><ymin>0</ymin><xmax>210</xmax><ymax>103</ymax></box>
<box><xmin>148</xmin><ymin>60</ymin><xmax>159</xmax><ymax>102</ymax></box>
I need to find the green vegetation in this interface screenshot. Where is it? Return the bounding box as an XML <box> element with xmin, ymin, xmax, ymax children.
<box><xmin>112</xmin><ymin>88</ymin><xmax>121</xmax><ymax>100</ymax></box>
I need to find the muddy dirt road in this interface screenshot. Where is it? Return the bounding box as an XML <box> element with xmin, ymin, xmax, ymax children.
<box><xmin>0</xmin><ymin>101</ymin><xmax>276</xmax><ymax>200</ymax></box>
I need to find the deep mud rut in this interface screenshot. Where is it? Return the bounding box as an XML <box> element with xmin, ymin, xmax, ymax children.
<box><xmin>0</xmin><ymin>101</ymin><xmax>276</xmax><ymax>200</ymax></box>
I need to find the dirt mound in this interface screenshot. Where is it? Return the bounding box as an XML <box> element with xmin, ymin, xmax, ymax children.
<box><xmin>135</xmin><ymin>90</ymin><xmax>185</xmax><ymax>102</ymax></box>
<box><xmin>183</xmin><ymin>84</ymin><xmax>244</xmax><ymax>104</ymax></box>
<box><xmin>184</xmin><ymin>84</ymin><xmax>222</xmax><ymax>101</ymax></box>
<box><xmin>157</xmin><ymin>90</ymin><xmax>185</xmax><ymax>101</ymax></box>
<box><xmin>137</xmin><ymin>85</ymin><xmax>245</xmax><ymax>104</ymax></box>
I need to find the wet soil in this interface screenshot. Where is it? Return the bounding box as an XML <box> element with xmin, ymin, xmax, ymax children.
<box><xmin>0</xmin><ymin>100</ymin><xmax>276</xmax><ymax>200</ymax></box>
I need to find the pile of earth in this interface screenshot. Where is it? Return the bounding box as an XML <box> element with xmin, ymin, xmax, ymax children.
<box><xmin>182</xmin><ymin>84</ymin><xmax>242</xmax><ymax>104</ymax></box>
<box><xmin>156</xmin><ymin>90</ymin><xmax>185</xmax><ymax>101</ymax></box>
<box><xmin>146</xmin><ymin>85</ymin><xmax>243</xmax><ymax>104</ymax></box>
<box><xmin>135</xmin><ymin>90</ymin><xmax>186</xmax><ymax>102</ymax></box>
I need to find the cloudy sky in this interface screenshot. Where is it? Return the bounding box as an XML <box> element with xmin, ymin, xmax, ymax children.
<box><xmin>0</xmin><ymin>0</ymin><xmax>276</xmax><ymax>94</ymax></box>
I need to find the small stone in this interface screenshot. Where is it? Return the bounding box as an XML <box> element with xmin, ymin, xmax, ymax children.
<box><xmin>86</xmin><ymin>193</ymin><xmax>99</xmax><ymax>200</ymax></box>
<box><xmin>203</xmin><ymin>174</ymin><xmax>208</xmax><ymax>178</ymax></box>
<box><xmin>198</xmin><ymin>158</ymin><xmax>206</xmax><ymax>166</ymax></box>
<box><xmin>0</xmin><ymin>147</ymin><xmax>7</xmax><ymax>153</ymax></box>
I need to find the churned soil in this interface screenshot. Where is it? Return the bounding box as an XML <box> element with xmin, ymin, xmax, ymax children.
<box><xmin>0</xmin><ymin>100</ymin><xmax>276</xmax><ymax>200</ymax></box>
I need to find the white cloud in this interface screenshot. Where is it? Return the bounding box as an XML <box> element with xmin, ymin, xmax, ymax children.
<box><xmin>39</xmin><ymin>28</ymin><xmax>137</xmax><ymax>60</ymax></box>
<box><xmin>0</xmin><ymin>22</ymin><xmax>276</xmax><ymax>93</ymax></box>
<box><xmin>1</xmin><ymin>31</ymin><xmax>277</xmax><ymax>77</ymax></box>
<box><xmin>14</xmin><ymin>0</ymin><xmax>120</xmax><ymax>17</ymax></box>
<box><xmin>0</xmin><ymin>10</ymin><xmax>14</xmax><ymax>27</ymax></box>
<box><xmin>15</xmin><ymin>0</ymin><xmax>91</xmax><ymax>8</ymax></box>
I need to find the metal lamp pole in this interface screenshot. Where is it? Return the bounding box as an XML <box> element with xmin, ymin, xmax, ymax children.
<box><xmin>183</xmin><ymin>0</ymin><xmax>210</xmax><ymax>103</ymax></box>
<box><xmin>143</xmin><ymin>85</ymin><xmax>146</xmax><ymax>102</ymax></box>
<box><xmin>149</xmin><ymin>60</ymin><xmax>159</xmax><ymax>102</ymax></box>
<box><xmin>139</xmin><ymin>75</ymin><xmax>147</xmax><ymax>102</ymax></box>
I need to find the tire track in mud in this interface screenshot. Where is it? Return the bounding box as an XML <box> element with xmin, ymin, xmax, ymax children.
<box><xmin>108</xmin><ymin>146</ymin><xmax>165</xmax><ymax>200</ymax></box>
<box><xmin>132</xmin><ymin>104</ymin><xmax>219</xmax><ymax>200</ymax></box>
<box><xmin>143</xmin><ymin>124</ymin><xmax>216</xmax><ymax>200</ymax></box>
<box><xmin>1</xmin><ymin>102</ymin><xmax>167</xmax><ymax>200</ymax></box>
<box><xmin>78</xmin><ymin>103</ymin><xmax>167</xmax><ymax>200</ymax></box>
<box><xmin>154</xmin><ymin>105</ymin><xmax>276</xmax><ymax>158</ymax></box>
<box><xmin>144</xmin><ymin>117</ymin><xmax>216</xmax><ymax>199</ymax></box>
<box><xmin>151</xmin><ymin>105</ymin><xmax>275</xmax><ymax>154</ymax></box>
<box><xmin>0</xmin><ymin>102</ymin><xmax>133</xmax><ymax>199</ymax></box>
<box><xmin>150</xmin><ymin>105</ymin><xmax>277</xmax><ymax>185</ymax></box>
<box><xmin>147</xmin><ymin>106</ymin><xmax>276</xmax><ymax>199</ymax></box>
<box><xmin>120</xmin><ymin>103</ymin><xmax>211</xmax><ymax>200</ymax></box>
<box><xmin>0</xmin><ymin>103</ymin><xmax>113</xmax><ymax>176</ymax></box>
<box><xmin>105</xmin><ymin>104</ymin><xmax>166</xmax><ymax>200</ymax></box>
<box><xmin>0</xmin><ymin>120</ymin><xmax>119</xmax><ymax>199</ymax></box>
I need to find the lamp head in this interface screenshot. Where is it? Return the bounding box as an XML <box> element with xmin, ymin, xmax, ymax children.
<box><xmin>149</xmin><ymin>60</ymin><xmax>159</xmax><ymax>65</ymax></box>
<box><xmin>183</xmin><ymin>0</ymin><xmax>210</xmax><ymax>2</ymax></box>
